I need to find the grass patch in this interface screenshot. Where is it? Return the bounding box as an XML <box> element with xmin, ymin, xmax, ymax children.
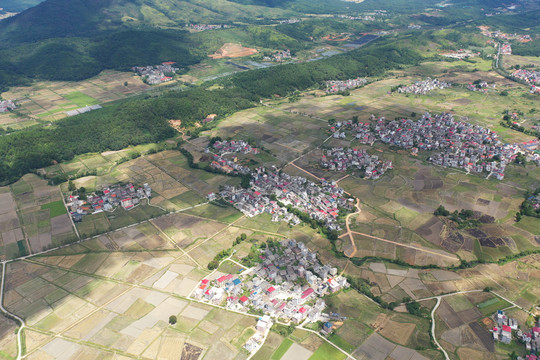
<box><xmin>328</xmin><ymin>334</ymin><xmax>355</xmax><ymax>353</ymax></box>
<box><xmin>63</xmin><ymin>91</ymin><xmax>100</xmax><ymax>107</ymax></box>
<box><xmin>477</xmin><ymin>297</ymin><xmax>512</xmax><ymax>316</ymax></box>
<box><xmin>308</xmin><ymin>342</ymin><xmax>346</xmax><ymax>360</ymax></box>
<box><xmin>271</xmin><ymin>338</ymin><xmax>293</xmax><ymax>360</ymax></box>
<box><xmin>515</xmin><ymin>216</ymin><xmax>540</xmax><ymax>235</ymax></box>
<box><xmin>41</xmin><ymin>200</ymin><xmax>67</xmax><ymax>217</ymax></box>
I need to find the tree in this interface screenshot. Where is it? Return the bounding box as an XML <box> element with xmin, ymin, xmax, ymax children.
<box><xmin>406</xmin><ymin>301</ymin><xmax>424</xmax><ymax>317</ymax></box>
<box><xmin>483</xmin><ymin>286</ymin><xmax>492</xmax><ymax>292</ymax></box>
<box><xmin>68</xmin><ymin>180</ymin><xmax>76</xmax><ymax>192</ymax></box>
<box><xmin>169</xmin><ymin>315</ymin><xmax>177</xmax><ymax>325</ymax></box>
<box><xmin>434</xmin><ymin>205</ymin><xmax>450</xmax><ymax>216</ymax></box>
<box><xmin>500</xmin><ymin>90</ymin><xmax>509</xmax><ymax>96</ymax></box>
<box><xmin>207</xmin><ymin>260</ymin><xmax>219</xmax><ymax>270</ymax></box>
<box><xmin>124</xmin><ymin>81</ymin><xmax>128</xmax><ymax>86</ymax></box>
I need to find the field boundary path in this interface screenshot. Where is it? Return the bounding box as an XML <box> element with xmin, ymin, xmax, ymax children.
<box><xmin>0</xmin><ymin>262</ymin><xmax>26</xmax><ymax>360</ymax></box>
<box><xmin>340</xmin><ymin>230</ymin><xmax>459</xmax><ymax>262</ymax></box>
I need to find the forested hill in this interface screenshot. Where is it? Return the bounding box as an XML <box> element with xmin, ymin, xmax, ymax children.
<box><xmin>0</xmin><ymin>0</ymin><xmax>114</xmax><ymax>44</ymax></box>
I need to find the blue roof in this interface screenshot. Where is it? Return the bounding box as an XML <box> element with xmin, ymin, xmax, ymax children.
<box><xmin>324</xmin><ymin>322</ymin><xmax>332</xmax><ymax>328</ymax></box>
<box><xmin>232</xmin><ymin>279</ymin><xmax>241</xmax><ymax>285</ymax></box>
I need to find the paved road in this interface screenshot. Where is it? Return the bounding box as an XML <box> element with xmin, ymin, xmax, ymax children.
<box><xmin>431</xmin><ymin>297</ymin><xmax>451</xmax><ymax>360</ymax></box>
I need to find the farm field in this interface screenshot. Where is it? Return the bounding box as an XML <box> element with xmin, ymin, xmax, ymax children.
<box><xmin>0</xmin><ymin>174</ymin><xmax>76</xmax><ymax>260</ymax></box>
<box><xmin>0</xmin><ymin>70</ymin><xmax>150</xmax><ymax>129</ymax></box>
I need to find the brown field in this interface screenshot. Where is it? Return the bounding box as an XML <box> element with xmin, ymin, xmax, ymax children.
<box><xmin>375</xmin><ymin>314</ymin><xmax>416</xmax><ymax>345</ymax></box>
<box><xmin>209</xmin><ymin>43</ymin><xmax>258</xmax><ymax>59</ymax></box>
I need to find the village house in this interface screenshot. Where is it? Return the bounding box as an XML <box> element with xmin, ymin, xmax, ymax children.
<box><xmin>321</xmin><ymin>147</ymin><xmax>393</xmax><ymax>179</ymax></box>
<box><xmin>397</xmin><ymin>77</ymin><xmax>451</xmax><ymax>94</ymax></box>
<box><xmin>326</xmin><ymin>77</ymin><xmax>367</xmax><ymax>94</ymax></box>
<box><xmin>132</xmin><ymin>62</ymin><xmax>179</xmax><ymax>85</ymax></box>
<box><xmin>66</xmin><ymin>183</ymin><xmax>151</xmax><ymax>221</ymax></box>
<box><xmin>0</xmin><ymin>99</ymin><xmax>17</xmax><ymax>113</ymax></box>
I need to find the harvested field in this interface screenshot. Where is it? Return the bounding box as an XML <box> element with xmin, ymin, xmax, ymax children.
<box><xmin>209</xmin><ymin>43</ymin><xmax>258</xmax><ymax>59</ymax></box>
<box><xmin>281</xmin><ymin>343</ymin><xmax>313</xmax><ymax>360</ymax></box>
<box><xmin>437</xmin><ymin>299</ymin><xmax>464</xmax><ymax>329</ymax></box>
<box><xmin>469</xmin><ymin>322</ymin><xmax>495</xmax><ymax>352</ymax></box>
<box><xmin>354</xmin><ymin>333</ymin><xmax>396</xmax><ymax>360</ymax></box>
<box><xmin>377</xmin><ymin>317</ymin><xmax>416</xmax><ymax>345</ymax></box>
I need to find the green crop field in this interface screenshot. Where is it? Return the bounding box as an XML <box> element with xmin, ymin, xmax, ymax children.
<box><xmin>309</xmin><ymin>342</ymin><xmax>346</xmax><ymax>360</ymax></box>
<box><xmin>272</xmin><ymin>338</ymin><xmax>293</xmax><ymax>360</ymax></box>
<box><xmin>41</xmin><ymin>200</ymin><xmax>67</xmax><ymax>218</ymax></box>
<box><xmin>477</xmin><ymin>297</ymin><xmax>512</xmax><ymax>316</ymax></box>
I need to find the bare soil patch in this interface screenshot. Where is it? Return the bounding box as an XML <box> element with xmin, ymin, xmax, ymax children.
<box><xmin>209</xmin><ymin>43</ymin><xmax>258</xmax><ymax>59</ymax></box>
<box><xmin>437</xmin><ymin>299</ymin><xmax>464</xmax><ymax>329</ymax></box>
<box><xmin>469</xmin><ymin>322</ymin><xmax>495</xmax><ymax>352</ymax></box>
<box><xmin>182</xmin><ymin>343</ymin><xmax>203</xmax><ymax>360</ymax></box>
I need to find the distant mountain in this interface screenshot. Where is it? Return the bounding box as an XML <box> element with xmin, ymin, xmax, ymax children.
<box><xmin>0</xmin><ymin>0</ymin><xmax>45</xmax><ymax>13</ymax></box>
<box><xmin>0</xmin><ymin>0</ymin><xmax>296</xmax><ymax>45</ymax></box>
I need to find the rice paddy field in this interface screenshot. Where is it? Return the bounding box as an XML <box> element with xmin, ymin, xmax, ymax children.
<box><xmin>0</xmin><ymin>70</ymin><xmax>150</xmax><ymax>130</ymax></box>
<box><xmin>0</xmin><ymin>174</ymin><xmax>76</xmax><ymax>260</ymax></box>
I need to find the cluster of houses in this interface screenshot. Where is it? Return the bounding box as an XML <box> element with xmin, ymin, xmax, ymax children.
<box><xmin>132</xmin><ymin>62</ymin><xmax>178</xmax><ymax>85</ymax></box>
<box><xmin>209</xmin><ymin>154</ymin><xmax>251</xmax><ymax>175</ymax></box>
<box><xmin>276</xmin><ymin>18</ymin><xmax>301</xmax><ymax>24</ymax></box>
<box><xmin>492</xmin><ymin>310</ymin><xmax>540</xmax><ymax>357</ymax></box>
<box><xmin>373</xmin><ymin>112</ymin><xmax>519</xmax><ymax>179</ymax></box>
<box><xmin>208</xmin><ymin>139</ymin><xmax>259</xmax><ymax>156</ymax></box>
<box><xmin>263</xmin><ymin>49</ymin><xmax>292</xmax><ymax>62</ymax></box>
<box><xmin>243</xmin><ymin>316</ymin><xmax>272</xmax><ymax>353</ymax></box>
<box><xmin>66</xmin><ymin>183</ymin><xmax>151</xmax><ymax>221</ymax></box>
<box><xmin>193</xmin><ymin>239</ymin><xmax>348</xmax><ymax>324</ymax></box>
<box><xmin>217</xmin><ymin>184</ymin><xmax>300</xmax><ymax>225</ymax></box>
<box><xmin>321</xmin><ymin>147</ymin><xmax>393</xmax><ymax>179</ymax></box>
<box><xmin>500</xmin><ymin>43</ymin><xmax>512</xmax><ymax>55</ymax></box>
<box><xmin>330</xmin><ymin>119</ymin><xmax>376</xmax><ymax>144</ymax></box>
<box><xmin>467</xmin><ymin>81</ymin><xmax>494</xmax><ymax>93</ymax></box>
<box><xmin>65</xmin><ymin>104</ymin><xmax>102</xmax><ymax>117</ymax></box>
<box><xmin>442</xmin><ymin>49</ymin><xmax>480</xmax><ymax>59</ymax></box>
<box><xmin>326</xmin><ymin>112</ymin><xmax>531</xmax><ymax>180</ymax></box>
<box><xmin>408</xmin><ymin>24</ymin><xmax>422</xmax><ymax>29</ymax></box>
<box><xmin>326</xmin><ymin>77</ymin><xmax>367</xmax><ymax>93</ymax></box>
<box><xmin>0</xmin><ymin>99</ymin><xmax>16</xmax><ymax>113</ymax></box>
<box><xmin>397</xmin><ymin>78</ymin><xmax>451</xmax><ymax>94</ymax></box>
<box><xmin>187</xmin><ymin>24</ymin><xmax>232</xmax><ymax>31</ymax></box>
<box><xmin>217</xmin><ymin>167</ymin><xmax>351</xmax><ymax>230</ymax></box>
<box><xmin>337</xmin><ymin>14</ymin><xmax>376</xmax><ymax>21</ymax></box>
<box><xmin>512</xmin><ymin>69</ymin><xmax>540</xmax><ymax>85</ymax></box>
<box><xmin>491</xmin><ymin>310</ymin><xmax>519</xmax><ymax>344</ymax></box>
<box><xmin>479</xmin><ymin>26</ymin><xmax>532</xmax><ymax>42</ymax></box>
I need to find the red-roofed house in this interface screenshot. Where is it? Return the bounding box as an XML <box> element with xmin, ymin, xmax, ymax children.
<box><xmin>217</xmin><ymin>274</ymin><xmax>233</xmax><ymax>286</ymax></box>
<box><xmin>240</xmin><ymin>296</ymin><xmax>249</xmax><ymax>304</ymax></box>
<box><xmin>301</xmin><ymin>288</ymin><xmax>314</xmax><ymax>303</ymax></box>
